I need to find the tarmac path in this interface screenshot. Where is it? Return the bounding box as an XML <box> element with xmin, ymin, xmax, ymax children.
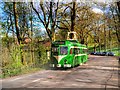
<box><xmin>1</xmin><ymin>55</ymin><xmax>119</xmax><ymax>89</ymax></box>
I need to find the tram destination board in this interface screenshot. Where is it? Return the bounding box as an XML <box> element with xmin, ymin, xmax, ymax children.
<box><xmin>53</xmin><ymin>41</ymin><xmax>65</xmax><ymax>45</ymax></box>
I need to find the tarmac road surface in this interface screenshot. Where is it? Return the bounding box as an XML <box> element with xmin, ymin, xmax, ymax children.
<box><xmin>1</xmin><ymin>55</ymin><xmax>120</xmax><ymax>89</ymax></box>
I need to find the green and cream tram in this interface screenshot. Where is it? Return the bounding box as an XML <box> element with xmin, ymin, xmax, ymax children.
<box><xmin>51</xmin><ymin>40</ymin><xmax>88</xmax><ymax>68</ymax></box>
<box><xmin>50</xmin><ymin>32</ymin><xmax>88</xmax><ymax>68</ymax></box>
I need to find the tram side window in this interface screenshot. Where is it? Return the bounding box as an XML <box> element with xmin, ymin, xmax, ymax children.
<box><xmin>52</xmin><ymin>47</ymin><xmax>58</xmax><ymax>55</ymax></box>
<box><xmin>78</xmin><ymin>48</ymin><xmax>80</xmax><ymax>54</ymax></box>
<box><xmin>83</xmin><ymin>48</ymin><xmax>88</xmax><ymax>54</ymax></box>
<box><xmin>74</xmin><ymin>48</ymin><xmax>80</xmax><ymax>54</ymax></box>
<box><xmin>70</xmin><ymin>48</ymin><xmax>73</xmax><ymax>54</ymax></box>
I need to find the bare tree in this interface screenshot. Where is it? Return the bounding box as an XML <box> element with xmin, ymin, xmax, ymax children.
<box><xmin>31</xmin><ymin>0</ymin><xmax>59</xmax><ymax>41</ymax></box>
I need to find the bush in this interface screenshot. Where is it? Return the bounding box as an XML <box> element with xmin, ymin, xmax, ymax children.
<box><xmin>1</xmin><ymin>41</ymin><xmax>50</xmax><ymax>78</ymax></box>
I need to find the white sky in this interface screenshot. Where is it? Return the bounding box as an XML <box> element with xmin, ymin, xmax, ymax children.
<box><xmin>1</xmin><ymin>0</ymin><xmax>119</xmax><ymax>3</ymax></box>
<box><xmin>92</xmin><ymin>8</ymin><xmax>103</xmax><ymax>14</ymax></box>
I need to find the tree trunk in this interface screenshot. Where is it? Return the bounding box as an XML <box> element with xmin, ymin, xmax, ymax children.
<box><xmin>98</xmin><ymin>37</ymin><xmax>101</xmax><ymax>52</ymax></box>
<box><xmin>109</xmin><ymin>28</ymin><xmax>112</xmax><ymax>52</ymax></box>
<box><xmin>71</xmin><ymin>0</ymin><xmax>76</xmax><ymax>31</ymax></box>
<box><xmin>94</xmin><ymin>44</ymin><xmax>96</xmax><ymax>52</ymax></box>
<box><xmin>116</xmin><ymin>1</ymin><xmax>120</xmax><ymax>56</ymax></box>
<box><xmin>104</xmin><ymin>20</ymin><xmax>106</xmax><ymax>52</ymax></box>
<box><xmin>117</xmin><ymin>1</ymin><xmax>120</xmax><ymax>21</ymax></box>
<box><xmin>50</xmin><ymin>1</ymin><xmax>54</xmax><ymax>41</ymax></box>
<box><xmin>30</xmin><ymin>4</ymin><xmax>33</xmax><ymax>64</ymax></box>
<box><xmin>13</xmin><ymin>2</ymin><xmax>21</xmax><ymax>45</ymax></box>
<box><xmin>81</xmin><ymin>38</ymin><xmax>84</xmax><ymax>44</ymax></box>
<box><xmin>13</xmin><ymin>2</ymin><xmax>24</xmax><ymax>65</ymax></box>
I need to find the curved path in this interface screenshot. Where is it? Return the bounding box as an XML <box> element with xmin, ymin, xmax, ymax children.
<box><xmin>1</xmin><ymin>55</ymin><xmax>119</xmax><ymax>89</ymax></box>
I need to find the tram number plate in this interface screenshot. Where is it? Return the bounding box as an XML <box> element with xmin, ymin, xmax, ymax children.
<box><xmin>64</xmin><ymin>64</ymin><xmax>71</xmax><ymax>67</ymax></box>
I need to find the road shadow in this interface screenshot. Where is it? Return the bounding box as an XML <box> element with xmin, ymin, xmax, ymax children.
<box><xmin>43</xmin><ymin>64</ymin><xmax>80</xmax><ymax>71</ymax></box>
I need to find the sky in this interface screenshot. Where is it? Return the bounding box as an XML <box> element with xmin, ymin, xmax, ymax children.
<box><xmin>0</xmin><ymin>0</ymin><xmax>119</xmax><ymax>3</ymax></box>
<box><xmin>0</xmin><ymin>0</ymin><xmax>114</xmax><ymax>38</ymax></box>
<box><xmin>92</xmin><ymin>8</ymin><xmax>103</xmax><ymax>14</ymax></box>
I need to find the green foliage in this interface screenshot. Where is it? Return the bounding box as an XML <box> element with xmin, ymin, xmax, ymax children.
<box><xmin>2</xmin><ymin>44</ymin><xmax>22</xmax><ymax>78</ymax></box>
<box><xmin>2</xmin><ymin>37</ymin><xmax>14</xmax><ymax>47</ymax></box>
<box><xmin>34</xmin><ymin>43</ymin><xmax>50</xmax><ymax>67</ymax></box>
<box><xmin>56</xmin><ymin>29</ymin><xmax>68</xmax><ymax>40</ymax></box>
<box><xmin>1</xmin><ymin>40</ymin><xmax>50</xmax><ymax>78</ymax></box>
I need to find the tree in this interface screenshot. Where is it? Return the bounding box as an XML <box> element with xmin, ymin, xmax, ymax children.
<box><xmin>13</xmin><ymin>2</ymin><xmax>21</xmax><ymax>44</ymax></box>
<box><xmin>117</xmin><ymin>1</ymin><xmax>120</xmax><ymax>21</ymax></box>
<box><xmin>71</xmin><ymin>0</ymin><xmax>76</xmax><ymax>31</ymax></box>
<box><xmin>116</xmin><ymin>1</ymin><xmax>120</xmax><ymax>44</ymax></box>
<box><xmin>110</xmin><ymin>2</ymin><xmax>120</xmax><ymax>55</ymax></box>
<box><xmin>31</xmin><ymin>0</ymin><xmax>59</xmax><ymax>41</ymax></box>
<box><xmin>75</xmin><ymin>5</ymin><xmax>95</xmax><ymax>44</ymax></box>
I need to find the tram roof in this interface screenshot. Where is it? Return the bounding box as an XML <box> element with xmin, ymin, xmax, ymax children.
<box><xmin>52</xmin><ymin>40</ymin><xmax>86</xmax><ymax>48</ymax></box>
